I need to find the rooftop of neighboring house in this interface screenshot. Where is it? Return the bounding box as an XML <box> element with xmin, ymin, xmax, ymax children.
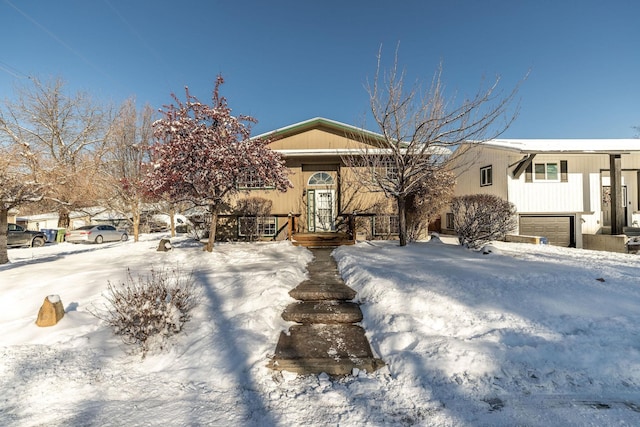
<box><xmin>480</xmin><ymin>138</ymin><xmax>640</xmax><ymax>154</ymax></box>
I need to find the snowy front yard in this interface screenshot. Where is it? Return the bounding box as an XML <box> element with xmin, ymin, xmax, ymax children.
<box><xmin>1</xmin><ymin>235</ymin><xmax>640</xmax><ymax>426</ymax></box>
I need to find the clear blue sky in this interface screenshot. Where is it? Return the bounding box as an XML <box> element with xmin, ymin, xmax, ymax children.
<box><xmin>1</xmin><ymin>0</ymin><xmax>638</xmax><ymax>138</ymax></box>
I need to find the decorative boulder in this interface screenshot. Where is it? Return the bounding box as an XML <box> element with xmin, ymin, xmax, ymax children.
<box><xmin>157</xmin><ymin>238</ymin><xmax>172</xmax><ymax>252</ymax></box>
<box><xmin>36</xmin><ymin>295</ymin><xmax>65</xmax><ymax>327</ymax></box>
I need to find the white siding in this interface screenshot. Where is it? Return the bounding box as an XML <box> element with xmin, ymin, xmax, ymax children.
<box><xmin>508</xmin><ymin>174</ymin><xmax>583</xmax><ymax>213</ymax></box>
<box><xmin>446</xmin><ymin>145</ymin><xmax>640</xmax><ymax>239</ymax></box>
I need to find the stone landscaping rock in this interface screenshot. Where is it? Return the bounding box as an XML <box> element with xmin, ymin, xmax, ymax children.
<box><xmin>157</xmin><ymin>238</ymin><xmax>172</xmax><ymax>252</ymax></box>
<box><xmin>36</xmin><ymin>295</ymin><xmax>65</xmax><ymax>327</ymax></box>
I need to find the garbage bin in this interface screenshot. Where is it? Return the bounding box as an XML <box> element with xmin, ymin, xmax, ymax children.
<box><xmin>56</xmin><ymin>228</ymin><xmax>66</xmax><ymax>243</ymax></box>
<box><xmin>41</xmin><ymin>229</ymin><xmax>57</xmax><ymax>243</ymax></box>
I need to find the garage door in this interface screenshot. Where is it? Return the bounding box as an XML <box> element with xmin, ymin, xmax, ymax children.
<box><xmin>519</xmin><ymin>215</ymin><xmax>573</xmax><ymax>247</ymax></box>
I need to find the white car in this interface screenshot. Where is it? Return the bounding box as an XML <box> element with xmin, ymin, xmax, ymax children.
<box><xmin>65</xmin><ymin>225</ymin><xmax>128</xmax><ymax>244</ymax></box>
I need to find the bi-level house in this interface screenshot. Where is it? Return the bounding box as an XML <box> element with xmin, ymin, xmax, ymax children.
<box><xmin>219</xmin><ymin>117</ymin><xmax>401</xmax><ymax>243</ymax></box>
<box><xmin>443</xmin><ymin>139</ymin><xmax>640</xmax><ymax>249</ymax></box>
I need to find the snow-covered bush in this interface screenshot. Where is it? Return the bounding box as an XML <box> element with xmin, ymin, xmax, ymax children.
<box><xmin>451</xmin><ymin>194</ymin><xmax>517</xmax><ymax>249</ymax></box>
<box><xmin>96</xmin><ymin>267</ymin><xmax>199</xmax><ymax>354</ymax></box>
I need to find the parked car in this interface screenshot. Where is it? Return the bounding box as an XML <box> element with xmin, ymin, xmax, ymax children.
<box><xmin>7</xmin><ymin>223</ymin><xmax>46</xmax><ymax>248</ymax></box>
<box><xmin>65</xmin><ymin>225</ymin><xmax>129</xmax><ymax>244</ymax></box>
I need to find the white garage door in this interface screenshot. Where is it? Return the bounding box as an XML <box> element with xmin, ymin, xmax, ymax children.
<box><xmin>519</xmin><ymin>215</ymin><xmax>573</xmax><ymax>247</ymax></box>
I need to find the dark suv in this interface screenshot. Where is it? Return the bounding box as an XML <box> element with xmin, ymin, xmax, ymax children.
<box><xmin>7</xmin><ymin>223</ymin><xmax>46</xmax><ymax>248</ymax></box>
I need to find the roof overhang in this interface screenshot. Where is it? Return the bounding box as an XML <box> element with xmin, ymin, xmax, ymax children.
<box><xmin>479</xmin><ymin>138</ymin><xmax>640</xmax><ymax>154</ymax></box>
<box><xmin>275</xmin><ymin>146</ymin><xmax>452</xmax><ymax>157</ymax></box>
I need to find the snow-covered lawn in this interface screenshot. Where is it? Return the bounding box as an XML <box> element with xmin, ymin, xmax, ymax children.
<box><xmin>2</xmin><ymin>234</ymin><xmax>640</xmax><ymax>426</ymax></box>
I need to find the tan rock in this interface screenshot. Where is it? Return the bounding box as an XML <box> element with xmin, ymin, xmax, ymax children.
<box><xmin>157</xmin><ymin>238</ymin><xmax>172</xmax><ymax>252</ymax></box>
<box><xmin>36</xmin><ymin>295</ymin><xmax>65</xmax><ymax>327</ymax></box>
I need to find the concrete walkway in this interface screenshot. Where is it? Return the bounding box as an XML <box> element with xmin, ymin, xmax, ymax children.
<box><xmin>268</xmin><ymin>248</ymin><xmax>384</xmax><ymax>376</ymax></box>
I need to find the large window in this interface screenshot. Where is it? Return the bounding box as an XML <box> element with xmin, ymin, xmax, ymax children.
<box><xmin>238</xmin><ymin>216</ymin><xmax>277</xmax><ymax>237</ymax></box>
<box><xmin>480</xmin><ymin>165</ymin><xmax>492</xmax><ymax>186</ymax></box>
<box><xmin>374</xmin><ymin>215</ymin><xmax>399</xmax><ymax>235</ymax></box>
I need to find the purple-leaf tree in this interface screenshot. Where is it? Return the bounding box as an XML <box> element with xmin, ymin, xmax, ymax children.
<box><xmin>145</xmin><ymin>76</ymin><xmax>291</xmax><ymax>252</ymax></box>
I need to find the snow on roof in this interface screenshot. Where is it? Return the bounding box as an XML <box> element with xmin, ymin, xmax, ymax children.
<box><xmin>483</xmin><ymin>138</ymin><xmax>640</xmax><ymax>154</ymax></box>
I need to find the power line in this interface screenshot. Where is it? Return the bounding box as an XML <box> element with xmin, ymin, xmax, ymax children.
<box><xmin>0</xmin><ymin>60</ymin><xmax>29</xmax><ymax>79</ymax></box>
<box><xmin>3</xmin><ymin>0</ymin><xmax>115</xmax><ymax>84</ymax></box>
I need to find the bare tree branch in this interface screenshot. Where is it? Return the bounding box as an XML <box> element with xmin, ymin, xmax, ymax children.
<box><xmin>347</xmin><ymin>46</ymin><xmax>524</xmax><ymax>246</ymax></box>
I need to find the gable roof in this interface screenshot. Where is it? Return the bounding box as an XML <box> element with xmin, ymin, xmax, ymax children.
<box><xmin>254</xmin><ymin>117</ymin><xmax>384</xmax><ymax>142</ymax></box>
<box><xmin>483</xmin><ymin>139</ymin><xmax>640</xmax><ymax>154</ymax></box>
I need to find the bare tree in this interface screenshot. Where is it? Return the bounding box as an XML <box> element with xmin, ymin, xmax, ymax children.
<box><xmin>104</xmin><ymin>99</ymin><xmax>155</xmax><ymax>242</ymax></box>
<box><xmin>348</xmin><ymin>47</ymin><xmax>522</xmax><ymax>246</ymax></box>
<box><xmin>0</xmin><ymin>77</ymin><xmax>110</xmax><ymax>227</ymax></box>
<box><xmin>0</xmin><ymin>144</ymin><xmax>43</xmax><ymax>264</ymax></box>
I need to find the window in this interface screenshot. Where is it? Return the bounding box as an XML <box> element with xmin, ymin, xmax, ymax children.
<box><xmin>371</xmin><ymin>158</ymin><xmax>399</xmax><ymax>182</ymax></box>
<box><xmin>238</xmin><ymin>170</ymin><xmax>271</xmax><ymax>189</ymax></box>
<box><xmin>445</xmin><ymin>213</ymin><xmax>455</xmax><ymax>230</ymax></box>
<box><xmin>374</xmin><ymin>215</ymin><xmax>399</xmax><ymax>235</ymax></box>
<box><xmin>383</xmin><ymin>159</ymin><xmax>399</xmax><ymax>181</ymax></box>
<box><xmin>238</xmin><ymin>216</ymin><xmax>277</xmax><ymax>237</ymax></box>
<box><xmin>308</xmin><ymin>172</ymin><xmax>334</xmax><ymax>186</ymax></box>
<box><xmin>534</xmin><ymin>162</ymin><xmax>559</xmax><ymax>181</ymax></box>
<box><xmin>480</xmin><ymin>165</ymin><xmax>492</xmax><ymax>186</ymax></box>
<box><xmin>526</xmin><ymin>160</ymin><xmax>568</xmax><ymax>183</ymax></box>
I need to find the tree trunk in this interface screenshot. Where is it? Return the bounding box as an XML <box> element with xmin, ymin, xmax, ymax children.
<box><xmin>58</xmin><ymin>210</ymin><xmax>70</xmax><ymax>228</ymax></box>
<box><xmin>397</xmin><ymin>195</ymin><xmax>407</xmax><ymax>247</ymax></box>
<box><xmin>169</xmin><ymin>204</ymin><xmax>176</xmax><ymax>238</ymax></box>
<box><xmin>131</xmin><ymin>201</ymin><xmax>140</xmax><ymax>242</ymax></box>
<box><xmin>205</xmin><ymin>204</ymin><xmax>218</xmax><ymax>252</ymax></box>
<box><xmin>0</xmin><ymin>208</ymin><xmax>8</xmax><ymax>265</ymax></box>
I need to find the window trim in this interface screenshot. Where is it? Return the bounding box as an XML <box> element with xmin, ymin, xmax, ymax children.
<box><xmin>480</xmin><ymin>165</ymin><xmax>493</xmax><ymax>187</ymax></box>
<box><xmin>237</xmin><ymin>170</ymin><xmax>275</xmax><ymax>190</ymax></box>
<box><xmin>533</xmin><ymin>162</ymin><xmax>560</xmax><ymax>182</ymax></box>
<box><xmin>445</xmin><ymin>213</ymin><xmax>455</xmax><ymax>230</ymax></box>
<box><xmin>307</xmin><ymin>172</ymin><xmax>334</xmax><ymax>186</ymax></box>
<box><xmin>373</xmin><ymin>214</ymin><xmax>399</xmax><ymax>236</ymax></box>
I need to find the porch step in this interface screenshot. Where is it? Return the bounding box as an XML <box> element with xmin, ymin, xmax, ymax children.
<box><xmin>292</xmin><ymin>232</ymin><xmax>354</xmax><ymax>248</ymax></box>
<box><xmin>282</xmin><ymin>301</ymin><xmax>363</xmax><ymax>324</ymax></box>
<box><xmin>270</xmin><ymin>248</ymin><xmax>385</xmax><ymax>376</ymax></box>
<box><xmin>289</xmin><ymin>279</ymin><xmax>357</xmax><ymax>301</ymax></box>
<box><xmin>268</xmin><ymin>324</ymin><xmax>385</xmax><ymax>376</ymax></box>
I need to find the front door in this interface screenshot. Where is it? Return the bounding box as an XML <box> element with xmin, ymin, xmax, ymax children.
<box><xmin>307</xmin><ymin>189</ymin><xmax>335</xmax><ymax>232</ymax></box>
<box><xmin>602</xmin><ymin>185</ymin><xmax>628</xmax><ymax>227</ymax></box>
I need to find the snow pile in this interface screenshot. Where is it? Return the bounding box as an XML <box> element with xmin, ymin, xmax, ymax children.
<box><xmin>2</xmin><ymin>235</ymin><xmax>640</xmax><ymax>425</ymax></box>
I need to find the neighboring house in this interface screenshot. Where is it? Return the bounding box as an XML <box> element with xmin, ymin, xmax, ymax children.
<box><xmin>8</xmin><ymin>209</ymin><xmax>18</xmax><ymax>224</ymax></box>
<box><xmin>444</xmin><ymin>139</ymin><xmax>640</xmax><ymax>248</ymax></box>
<box><xmin>18</xmin><ymin>208</ymin><xmax>130</xmax><ymax>232</ymax></box>
<box><xmin>220</xmin><ymin>117</ymin><xmax>401</xmax><ymax>241</ymax></box>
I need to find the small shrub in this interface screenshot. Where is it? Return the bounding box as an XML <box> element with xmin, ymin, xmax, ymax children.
<box><xmin>451</xmin><ymin>194</ymin><xmax>517</xmax><ymax>249</ymax></box>
<box><xmin>95</xmin><ymin>267</ymin><xmax>199</xmax><ymax>354</ymax></box>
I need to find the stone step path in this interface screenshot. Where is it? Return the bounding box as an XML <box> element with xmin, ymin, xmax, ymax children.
<box><xmin>268</xmin><ymin>248</ymin><xmax>384</xmax><ymax>376</ymax></box>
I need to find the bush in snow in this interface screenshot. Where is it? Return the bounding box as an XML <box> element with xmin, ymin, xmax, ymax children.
<box><xmin>235</xmin><ymin>197</ymin><xmax>273</xmax><ymax>241</ymax></box>
<box><xmin>451</xmin><ymin>194</ymin><xmax>517</xmax><ymax>249</ymax></box>
<box><xmin>95</xmin><ymin>267</ymin><xmax>199</xmax><ymax>354</ymax></box>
